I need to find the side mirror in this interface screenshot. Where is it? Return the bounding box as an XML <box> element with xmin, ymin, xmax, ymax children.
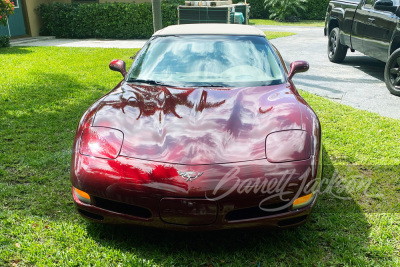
<box><xmin>374</xmin><ymin>0</ymin><xmax>397</xmax><ymax>13</ymax></box>
<box><xmin>288</xmin><ymin>61</ymin><xmax>309</xmax><ymax>80</ymax></box>
<box><xmin>109</xmin><ymin>59</ymin><xmax>127</xmax><ymax>78</ymax></box>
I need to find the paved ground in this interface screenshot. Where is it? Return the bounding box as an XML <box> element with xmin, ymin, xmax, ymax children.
<box><xmin>10</xmin><ymin>36</ymin><xmax>148</xmax><ymax>48</ymax></box>
<box><xmin>10</xmin><ymin>27</ymin><xmax>400</xmax><ymax>119</ymax></box>
<box><xmin>256</xmin><ymin>25</ymin><xmax>399</xmax><ymax>119</ymax></box>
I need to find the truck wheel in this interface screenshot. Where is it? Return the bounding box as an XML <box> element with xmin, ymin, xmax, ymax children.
<box><xmin>328</xmin><ymin>27</ymin><xmax>347</xmax><ymax>63</ymax></box>
<box><xmin>384</xmin><ymin>48</ymin><xmax>400</xmax><ymax>96</ymax></box>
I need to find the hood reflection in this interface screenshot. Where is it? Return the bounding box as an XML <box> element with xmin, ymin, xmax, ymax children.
<box><xmin>102</xmin><ymin>84</ymin><xmax>225</xmax><ymax>122</ymax></box>
<box><xmin>93</xmin><ymin>83</ymin><xmax>303</xmax><ymax>164</ymax></box>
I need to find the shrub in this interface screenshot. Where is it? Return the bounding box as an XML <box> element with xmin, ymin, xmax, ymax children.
<box><xmin>0</xmin><ymin>35</ymin><xmax>9</xmax><ymax>47</ymax></box>
<box><xmin>299</xmin><ymin>0</ymin><xmax>330</xmax><ymax>20</ymax></box>
<box><xmin>0</xmin><ymin>0</ymin><xmax>14</xmax><ymax>26</ymax></box>
<box><xmin>264</xmin><ymin>0</ymin><xmax>307</xmax><ymax>21</ymax></box>
<box><xmin>38</xmin><ymin>2</ymin><xmax>181</xmax><ymax>39</ymax></box>
<box><xmin>232</xmin><ymin>0</ymin><xmax>269</xmax><ymax>20</ymax></box>
<box><xmin>249</xmin><ymin>0</ymin><xmax>328</xmax><ymax>20</ymax></box>
<box><xmin>232</xmin><ymin>0</ymin><xmax>269</xmax><ymax>19</ymax></box>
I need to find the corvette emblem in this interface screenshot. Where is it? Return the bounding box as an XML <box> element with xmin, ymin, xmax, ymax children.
<box><xmin>178</xmin><ymin>171</ymin><xmax>204</xmax><ymax>182</ymax></box>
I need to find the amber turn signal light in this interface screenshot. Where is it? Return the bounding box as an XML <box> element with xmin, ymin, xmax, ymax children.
<box><xmin>293</xmin><ymin>193</ymin><xmax>313</xmax><ymax>209</ymax></box>
<box><xmin>73</xmin><ymin>187</ymin><xmax>91</xmax><ymax>204</ymax></box>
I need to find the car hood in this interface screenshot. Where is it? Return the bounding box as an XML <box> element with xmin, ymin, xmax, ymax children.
<box><xmin>92</xmin><ymin>83</ymin><xmax>303</xmax><ymax>164</ymax></box>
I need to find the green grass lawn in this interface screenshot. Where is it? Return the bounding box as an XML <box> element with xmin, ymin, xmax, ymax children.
<box><xmin>251</xmin><ymin>19</ymin><xmax>325</xmax><ymax>27</ymax></box>
<box><xmin>0</xmin><ymin>46</ymin><xmax>399</xmax><ymax>266</ymax></box>
<box><xmin>265</xmin><ymin>31</ymin><xmax>296</xmax><ymax>39</ymax></box>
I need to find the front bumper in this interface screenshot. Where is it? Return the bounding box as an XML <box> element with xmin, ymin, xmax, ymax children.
<box><xmin>71</xmin><ymin>153</ymin><xmax>322</xmax><ymax>230</ymax></box>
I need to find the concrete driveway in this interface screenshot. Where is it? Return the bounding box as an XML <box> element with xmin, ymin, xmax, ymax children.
<box><xmin>10</xmin><ymin>36</ymin><xmax>148</xmax><ymax>48</ymax></box>
<box><xmin>257</xmin><ymin>25</ymin><xmax>400</xmax><ymax>119</ymax></box>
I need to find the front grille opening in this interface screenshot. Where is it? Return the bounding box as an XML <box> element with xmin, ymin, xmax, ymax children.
<box><xmin>278</xmin><ymin>215</ymin><xmax>308</xmax><ymax>227</ymax></box>
<box><xmin>226</xmin><ymin>202</ymin><xmax>290</xmax><ymax>221</ymax></box>
<box><xmin>78</xmin><ymin>209</ymin><xmax>104</xmax><ymax>221</ymax></box>
<box><xmin>93</xmin><ymin>197</ymin><xmax>152</xmax><ymax>219</ymax></box>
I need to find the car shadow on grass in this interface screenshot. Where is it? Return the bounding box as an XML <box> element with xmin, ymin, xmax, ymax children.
<box><xmin>84</xmin><ymin>146</ymin><xmax>373</xmax><ymax>265</ymax></box>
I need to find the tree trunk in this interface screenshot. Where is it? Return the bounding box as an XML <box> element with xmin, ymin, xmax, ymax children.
<box><xmin>152</xmin><ymin>0</ymin><xmax>163</xmax><ymax>33</ymax></box>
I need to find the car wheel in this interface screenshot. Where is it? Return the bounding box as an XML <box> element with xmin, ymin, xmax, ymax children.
<box><xmin>384</xmin><ymin>48</ymin><xmax>400</xmax><ymax>96</ymax></box>
<box><xmin>328</xmin><ymin>27</ymin><xmax>347</xmax><ymax>63</ymax></box>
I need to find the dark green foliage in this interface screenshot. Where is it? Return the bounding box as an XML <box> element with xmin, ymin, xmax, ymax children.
<box><xmin>233</xmin><ymin>0</ymin><xmax>269</xmax><ymax>19</ymax></box>
<box><xmin>299</xmin><ymin>0</ymin><xmax>330</xmax><ymax>20</ymax></box>
<box><xmin>264</xmin><ymin>0</ymin><xmax>307</xmax><ymax>21</ymax></box>
<box><xmin>249</xmin><ymin>0</ymin><xmax>328</xmax><ymax>20</ymax></box>
<box><xmin>38</xmin><ymin>0</ymin><xmax>328</xmax><ymax>36</ymax></box>
<box><xmin>248</xmin><ymin>0</ymin><xmax>269</xmax><ymax>19</ymax></box>
<box><xmin>0</xmin><ymin>35</ymin><xmax>9</xmax><ymax>47</ymax></box>
<box><xmin>38</xmin><ymin>2</ymin><xmax>182</xmax><ymax>39</ymax></box>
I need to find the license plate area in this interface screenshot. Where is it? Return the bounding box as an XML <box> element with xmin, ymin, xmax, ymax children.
<box><xmin>159</xmin><ymin>198</ymin><xmax>217</xmax><ymax>226</ymax></box>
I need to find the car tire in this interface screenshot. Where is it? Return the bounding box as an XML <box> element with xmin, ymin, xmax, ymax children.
<box><xmin>328</xmin><ymin>27</ymin><xmax>347</xmax><ymax>63</ymax></box>
<box><xmin>384</xmin><ymin>48</ymin><xmax>400</xmax><ymax>96</ymax></box>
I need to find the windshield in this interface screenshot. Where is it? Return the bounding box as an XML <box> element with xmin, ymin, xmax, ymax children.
<box><xmin>127</xmin><ymin>35</ymin><xmax>285</xmax><ymax>87</ymax></box>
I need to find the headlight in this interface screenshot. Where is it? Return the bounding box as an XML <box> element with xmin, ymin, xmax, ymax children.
<box><xmin>265</xmin><ymin>130</ymin><xmax>311</xmax><ymax>163</ymax></box>
<box><xmin>79</xmin><ymin>126</ymin><xmax>124</xmax><ymax>159</ymax></box>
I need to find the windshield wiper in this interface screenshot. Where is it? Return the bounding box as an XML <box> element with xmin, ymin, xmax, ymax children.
<box><xmin>127</xmin><ymin>79</ymin><xmax>172</xmax><ymax>86</ymax></box>
<box><xmin>200</xmin><ymin>84</ymin><xmax>226</xmax><ymax>87</ymax></box>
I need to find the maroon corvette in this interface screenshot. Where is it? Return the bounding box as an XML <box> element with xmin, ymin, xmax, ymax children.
<box><xmin>71</xmin><ymin>24</ymin><xmax>322</xmax><ymax>230</ymax></box>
